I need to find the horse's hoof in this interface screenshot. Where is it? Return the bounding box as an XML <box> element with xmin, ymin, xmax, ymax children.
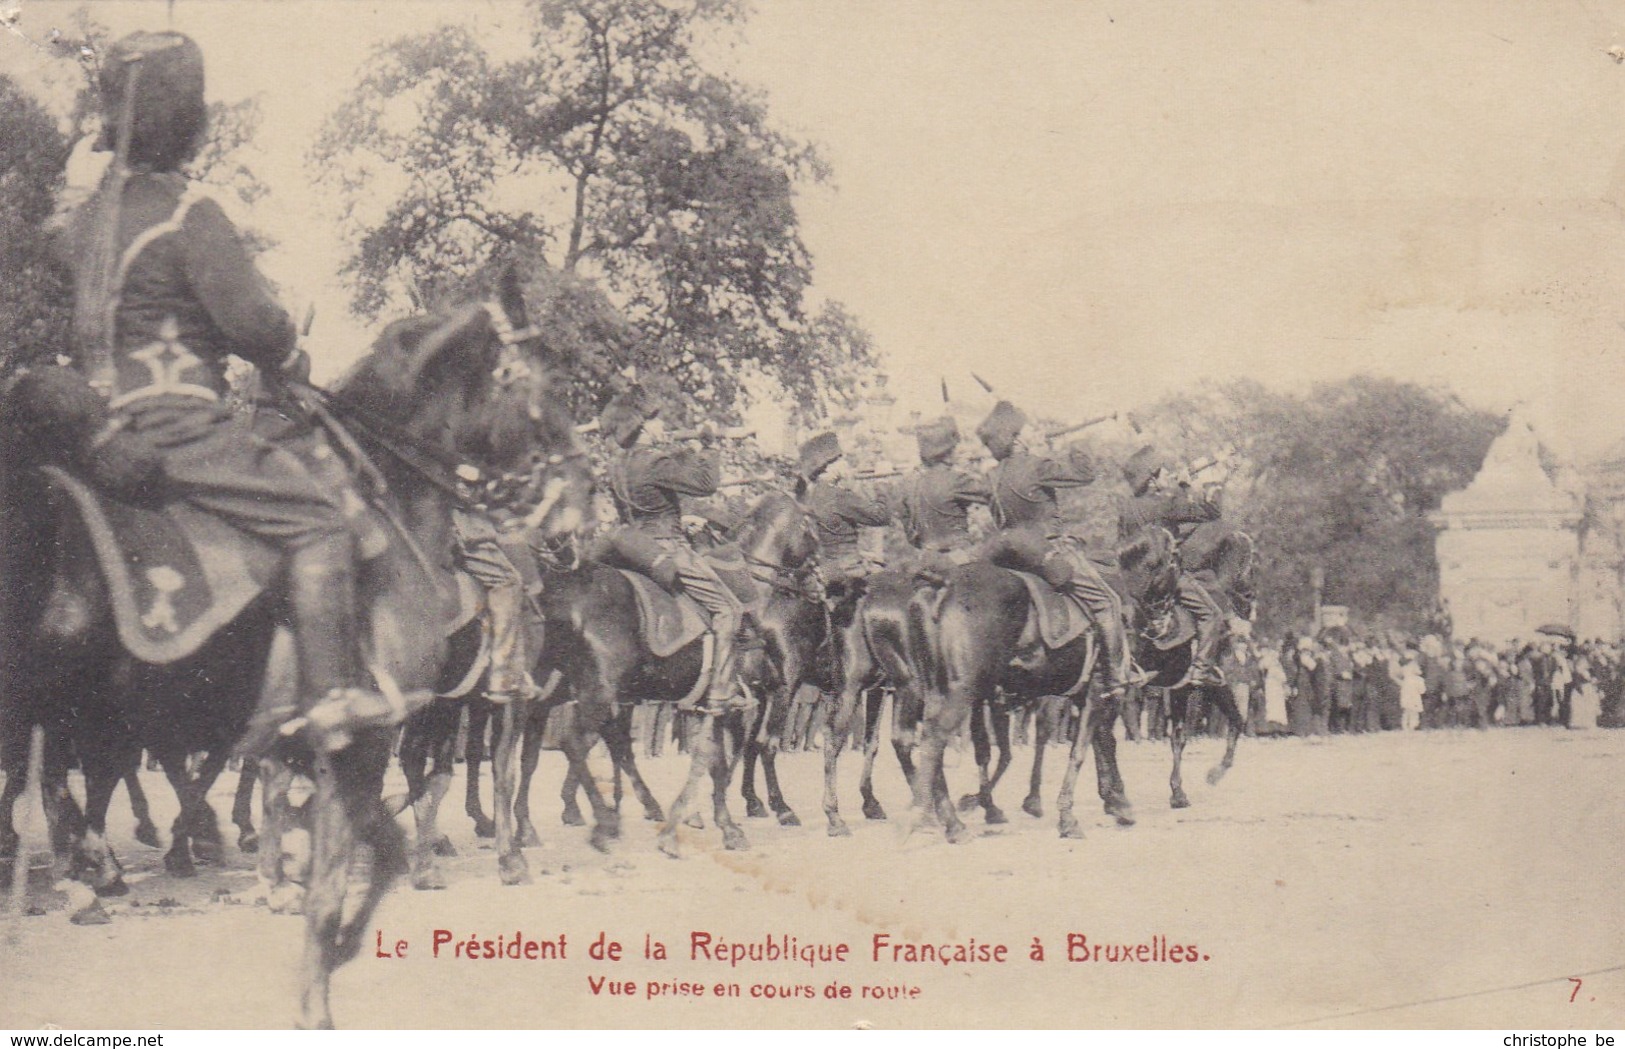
<box><xmin>561</xmin><ymin>808</ymin><xmax>586</xmax><ymax>828</ymax></box>
<box><xmin>473</xmin><ymin>817</ymin><xmax>497</xmax><ymax>839</ymax></box>
<box><xmin>518</xmin><ymin>824</ymin><xmax>543</xmax><ymax>849</ymax></box>
<box><xmin>945</xmin><ymin>823</ymin><xmax>973</xmax><ymax>845</ymax></box>
<box><xmin>776</xmin><ymin>809</ymin><xmax>801</xmax><ymax>828</ymax></box>
<box><xmin>192</xmin><ymin>839</ymin><xmax>225</xmax><ymax>867</ymax></box>
<box><xmin>722</xmin><ymin>827</ymin><xmax>750</xmax><ymax>851</ymax></box>
<box><xmin>642</xmin><ymin>806</ymin><xmax>665</xmax><ymax>823</ymax></box>
<box><xmin>237</xmin><ymin>830</ymin><xmax>259</xmax><ymax>855</ymax></box>
<box><xmin>861</xmin><ymin>799</ymin><xmax>887</xmax><ymax>821</ymax></box>
<box><xmin>827</xmin><ymin>818</ymin><xmax>852</xmax><ymax>838</ymax></box>
<box><xmin>498</xmin><ymin>854</ymin><xmax>532</xmax><ymax>887</ymax></box>
<box><xmin>70</xmin><ymin>898</ymin><xmax>113</xmax><ymax>925</ymax></box>
<box><xmin>657</xmin><ymin>832</ymin><xmax>682</xmax><ymax>859</ymax></box>
<box><xmin>93</xmin><ymin>875</ymin><xmax>130</xmax><ymax>898</ymax></box>
<box><xmin>267</xmin><ymin>882</ymin><xmax>305</xmax><ymax>915</ymax></box>
<box><xmin>956</xmin><ymin>793</ymin><xmax>980</xmax><ymax>814</ymax></box>
<box><xmin>412</xmin><ymin>866</ymin><xmax>448</xmax><ymax>891</ymax></box>
<box><xmin>430</xmin><ymin>835</ymin><xmax>458</xmax><ymax>858</ymax></box>
<box><xmin>1022</xmin><ymin>796</ymin><xmax>1044</xmax><ymax>819</ymax></box>
<box><xmin>135</xmin><ymin>822</ymin><xmax>162</xmax><ymax>849</ymax></box>
<box><xmin>1170</xmin><ymin>792</ymin><xmax>1191</xmax><ymax>810</ymax></box>
<box><xmin>683</xmin><ymin>813</ymin><xmax>704</xmax><ymax>831</ymax></box>
<box><xmin>1058</xmin><ymin>816</ymin><xmax>1084</xmax><ymax>840</ymax></box>
<box><xmin>985</xmin><ymin>806</ymin><xmax>1008</xmax><ymax>826</ymax></box>
<box><xmin>589</xmin><ymin>828</ymin><xmax>616</xmax><ymax>854</ymax></box>
<box><xmin>164</xmin><ymin>850</ymin><xmax>196</xmax><ymax>879</ymax></box>
<box><xmin>1206</xmin><ymin>765</ymin><xmax>1229</xmax><ymax>787</ymax></box>
<box><xmin>744</xmin><ymin>798</ymin><xmax>769</xmax><ymax>819</ymax></box>
<box><xmin>1105</xmin><ymin>795</ymin><xmax>1136</xmax><ymax>826</ymax></box>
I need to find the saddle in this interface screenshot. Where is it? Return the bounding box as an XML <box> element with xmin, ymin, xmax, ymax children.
<box><xmin>617</xmin><ymin>568</ymin><xmax>709</xmax><ymax>659</ymax></box>
<box><xmin>42</xmin><ymin>465</ymin><xmax>279</xmax><ymax>665</ymax></box>
<box><xmin>1009</xmin><ymin>570</ymin><xmax>1090</xmax><ymax>650</ymax></box>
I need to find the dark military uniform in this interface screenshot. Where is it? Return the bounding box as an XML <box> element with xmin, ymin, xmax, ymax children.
<box><xmin>977</xmin><ymin>402</ymin><xmax>1134</xmax><ymax>689</ymax></box>
<box><xmin>1118</xmin><ymin>450</ymin><xmax>1227</xmax><ymax>687</ymax></box>
<box><xmin>898</xmin><ymin>463</ymin><xmax>990</xmax><ymax>571</ymax></box>
<box><xmin>806</xmin><ymin>479</ymin><xmax>891</xmax><ymax>583</ymax></box>
<box><xmin>609</xmin><ymin>437</ymin><xmax>744</xmax><ymax>707</ymax></box>
<box><xmin>63</xmin><ymin>32</ymin><xmax>378</xmax><ymax>749</ymax></box>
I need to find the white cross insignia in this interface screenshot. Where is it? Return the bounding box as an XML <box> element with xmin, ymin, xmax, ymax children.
<box><xmin>129</xmin><ymin>317</ymin><xmax>204</xmax><ymax>394</ymax></box>
<box><xmin>140</xmin><ymin>565</ymin><xmax>186</xmax><ymax>635</ymax></box>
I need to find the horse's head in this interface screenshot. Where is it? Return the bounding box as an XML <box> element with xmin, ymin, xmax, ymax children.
<box><xmin>735</xmin><ymin>490</ymin><xmax>817</xmax><ymax>576</ymax></box>
<box><xmin>331</xmin><ymin>266</ymin><xmax>593</xmax><ymax>544</ymax></box>
<box><xmin>1116</xmin><ymin>525</ymin><xmax>1180</xmax><ymax>614</ymax></box>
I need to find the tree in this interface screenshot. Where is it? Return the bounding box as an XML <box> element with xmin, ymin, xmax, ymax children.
<box><xmin>312</xmin><ymin>0</ymin><xmax>878</xmax><ymax>424</ymax></box>
<box><xmin>0</xmin><ymin>75</ymin><xmax>72</xmax><ymax>376</ymax></box>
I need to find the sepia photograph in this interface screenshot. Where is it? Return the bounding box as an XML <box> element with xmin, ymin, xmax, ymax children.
<box><xmin>0</xmin><ymin>0</ymin><xmax>1622</xmax><ymax>1032</ymax></box>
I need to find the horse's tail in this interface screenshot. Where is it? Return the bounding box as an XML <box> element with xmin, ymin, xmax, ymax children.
<box><xmin>905</xmin><ymin>586</ymin><xmax>942</xmax><ymax>697</ymax></box>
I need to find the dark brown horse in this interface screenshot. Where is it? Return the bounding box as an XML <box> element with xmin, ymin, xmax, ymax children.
<box><xmin>0</xmin><ymin>269</ymin><xmax>584</xmax><ymax>1027</ymax></box>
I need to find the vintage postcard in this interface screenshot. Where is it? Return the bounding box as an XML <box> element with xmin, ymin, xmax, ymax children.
<box><xmin>1</xmin><ymin>0</ymin><xmax>1622</xmax><ymax>1033</ymax></box>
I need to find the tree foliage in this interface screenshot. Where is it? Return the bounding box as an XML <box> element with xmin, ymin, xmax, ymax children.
<box><xmin>0</xmin><ymin>75</ymin><xmax>72</xmax><ymax>376</ymax></box>
<box><xmin>312</xmin><ymin>0</ymin><xmax>877</xmax><ymax>424</ymax></box>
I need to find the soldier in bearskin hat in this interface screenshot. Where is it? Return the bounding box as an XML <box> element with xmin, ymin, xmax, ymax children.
<box><xmin>599</xmin><ymin>391</ymin><xmax>748</xmax><ymax>712</ymax></box>
<box><xmin>896</xmin><ymin>415</ymin><xmax>990</xmax><ymax>577</ymax></box>
<box><xmin>975</xmin><ymin>400</ymin><xmax>1142</xmax><ymax>695</ymax></box>
<box><xmin>796</xmin><ymin>431</ymin><xmax>890</xmax><ymax>601</ymax></box>
<box><xmin>60</xmin><ymin>31</ymin><xmax>387</xmax><ymax>749</ymax></box>
<box><xmin>1118</xmin><ymin>445</ymin><xmax>1228</xmax><ymax>688</ymax></box>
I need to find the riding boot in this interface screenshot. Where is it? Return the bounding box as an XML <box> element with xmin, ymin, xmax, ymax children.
<box><xmin>483</xmin><ymin>581</ymin><xmax>536</xmax><ymax>704</ymax></box>
<box><xmin>1056</xmin><ymin>549</ymin><xmax>1151</xmax><ymax>694</ymax></box>
<box><xmin>1176</xmin><ymin>574</ymin><xmax>1226</xmax><ymax>688</ymax></box>
<box><xmin>665</xmin><ymin>545</ymin><xmax>748</xmax><ymax>714</ymax></box>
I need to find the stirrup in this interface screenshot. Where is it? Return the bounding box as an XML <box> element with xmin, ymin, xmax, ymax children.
<box><xmin>285</xmin><ymin>682</ymin><xmax>421</xmax><ymax>753</ymax></box>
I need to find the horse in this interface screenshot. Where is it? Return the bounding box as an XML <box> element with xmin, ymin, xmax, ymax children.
<box><xmin>0</xmin><ymin>267</ymin><xmax>586</xmax><ymax>1027</ymax></box>
<box><xmin>903</xmin><ymin>529</ymin><xmax>1193</xmax><ymax>843</ymax></box>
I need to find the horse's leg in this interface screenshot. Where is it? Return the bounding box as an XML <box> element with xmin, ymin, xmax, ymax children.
<box><xmin>398</xmin><ymin>709</ymin><xmax>447</xmax><ymax>891</ymax></box>
<box><xmin>983</xmin><ymin>702</ymin><xmax>1012</xmax><ymax>824</ymax></box>
<box><xmin>231</xmin><ymin>758</ymin><xmax>259</xmax><ymax>853</ymax></box>
<box><xmin>464</xmin><ymin>700</ymin><xmax>496</xmax><ymax>839</ymax></box>
<box><xmin>125</xmin><ymin>760</ymin><xmax>161</xmax><ymax>849</ymax></box>
<box><xmin>1093</xmin><ymin>693</ymin><xmax>1135</xmax><ymax>825</ymax></box>
<box><xmin>957</xmin><ymin>697</ymin><xmax>990</xmax><ymax>814</ymax></box>
<box><xmin>1203</xmin><ymin>683</ymin><xmax>1244</xmax><ymax>787</ymax></box>
<box><xmin>757</xmin><ymin>695</ymin><xmax>798</xmax><ymax>826</ymax></box>
<box><xmin>603</xmin><ymin>713</ymin><xmax>664</xmax><ymax>822</ymax></box>
<box><xmin>822</xmin><ymin>684</ymin><xmax>861</xmax><ymax>836</ymax></box>
<box><xmin>1168</xmin><ymin>686</ymin><xmax>1191</xmax><ymax>809</ymax></box>
<box><xmin>77</xmin><ymin>760</ymin><xmax>126</xmax><ymax>900</ymax></box>
<box><xmin>853</xmin><ymin>688</ymin><xmax>884</xmax><ymax>821</ymax></box>
<box><xmin>515</xmin><ymin>707</ymin><xmax>546</xmax><ymax>846</ymax></box>
<box><xmin>659</xmin><ymin>712</ymin><xmax>719</xmax><ymax>858</ymax></box>
<box><xmin>1055</xmin><ymin>691</ymin><xmax>1097</xmax><ymax>839</ymax></box>
<box><xmin>562</xmin><ymin>718</ymin><xmax>620</xmax><ymax>853</ymax></box>
<box><xmin>710</xmin><ymin>712</ymin><xmax>748</xmax><ymax>851</ymax></box>
<box><xmin>183</xmin><ymin>749</ymin><xmax>229</xmax><ymax>867</ymax></box>
<box><xmin>159</xmin><ymin>753</ymin><xmax>200</xmax><ymax>879</ymax></box>
<box><xmin>740</xmin><ymin>698</ymin><xmax>768</xmax><ymax>819</ymax></box>
<box><xmin>490</xmin><ymin>699</ymin><xmax>530</xmax><ymax>886</ymax></box>
<box><xmin>1023</xmin><ymin>697</ymin><xmax>1053</xmax><ymax>818</ymax></box>
<box><xmin>257</xmin><ymin>756</ymin><xmax>303</xmax><ymax>914</ymax></box>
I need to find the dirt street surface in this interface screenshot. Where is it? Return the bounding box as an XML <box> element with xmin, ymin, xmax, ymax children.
<box><xmin>2</xmin><ymin>726</ymin><xmax>1621</xmax><ymax>1029</ymax></box>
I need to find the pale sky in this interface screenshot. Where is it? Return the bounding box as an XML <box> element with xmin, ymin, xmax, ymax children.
<box><xmin>7</xmin><ymin>0</ymin><xmax>1625</xmax><ymax>461</ymax></box>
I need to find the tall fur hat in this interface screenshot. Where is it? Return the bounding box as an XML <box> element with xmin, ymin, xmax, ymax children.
<box><xmin>798</xmin><ymin>431</ymin><xmax>843</xmax><ymax>480</ymax></box>
<box><xmin>916</xmin><ymin>415</ymin><xmax>960</xmax><ymax>465</ymax></box>
<box><xmin>975</xmin><ymin>400</ymin><xmax>1027</xmax><ymax>459</ymax></box>
<box><xmin>599</xmin><ymin>390</ymin><xmax>657</xmax><ymax>448</ymax></box>
<box><xmin>1122</xmin><ymin>445</ymin><xmax>1171</xmax><ymax>495</ymax></box>
<box><xmin>96</xmin><ymin>32</ymin><xmax>207</xmax><ymax>172</ymax></box>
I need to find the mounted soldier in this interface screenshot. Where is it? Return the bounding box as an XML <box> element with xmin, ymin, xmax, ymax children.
<box><xmin>974</xmin><ymin>399</ymin><xmax>1140</xmax><ymax>696</ymax></box>
<box><xmin>1117</xmin><ymin>446</ymin><xmax>1228</xmax><ymax>688</ymax></box>
<box><xmin>56</xmin><ymin>30</ymin><xmax>388</xmax><ymax>750</ymax></box>
<box><xmin>896</xmin><ymin>415</ymin><xmax>990</xmax><ymax>579</ymax></box>
<box><xmin>797</xmin><ymin>431</ymin><xmax>890</xmax><ymax>604</ymax></box>
<box><xmin>599</xmin><ymin>392</ymin><xmax>747</xmax><ymax>714</ymax></box>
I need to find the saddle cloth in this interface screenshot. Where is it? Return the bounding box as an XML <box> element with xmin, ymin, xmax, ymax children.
<box><xmin>42</xmin><ymin>465</ymin><xmax>279</xmax><ymax>665</ymax></box>
<box><xmin>618</xmin><ymin>568</ymin><xmax>707</xmax><ymax>659</ymax></box>
<box><xmin>1010</xmin><ymin>570</ymin><xmax>1089</xmax><ymax>650</ymax></box>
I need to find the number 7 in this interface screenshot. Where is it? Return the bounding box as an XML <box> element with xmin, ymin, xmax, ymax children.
<box><xmin>1569</xmin><ymin>978</ymin><xmax>1582</xmax><ymax>1003</ymax></box>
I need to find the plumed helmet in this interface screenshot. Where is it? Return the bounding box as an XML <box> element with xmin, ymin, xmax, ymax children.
<box><xmin>974</xmin><ymin>400</ymin><xmax>1027</xmax><ymax>459</ymax></box>
<box><xmin>1122</xmin><ymin>445</ymin><xmax>1170</xmax><ymax>495</ymax></box>
<box><xmin>798</xmin><ymin>431</ymin><xmax>843</xmax><ymax>480</ymax></box>
<box><xmin>916</xmin><ymin>415</ymin><xmax>960</xmax><ymax>465</ymax></box>
<box><xmin>96</xmin><ymin>32</ymin><xmax>207</xmax><ymax>172</ymax></box>
<box><xmin>599</xmin><ymin>390</ymin><xmax>657</xmax><ymax>448</ymax></box>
